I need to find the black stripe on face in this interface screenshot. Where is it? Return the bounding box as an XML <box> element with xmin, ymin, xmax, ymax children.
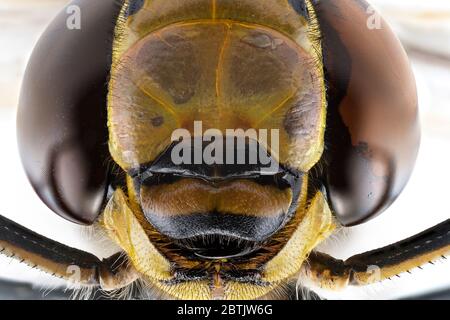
<box><xmin>131</xmin><ymin>138</ymin><xmax>284</xmax><ymax>181</ymax></box>
<box><xmin>288</xmin><ymin>0</ymin><xmax>310</xmax><ymax>19</ymax></box>
<box><xmin>145</xmin><ymin>212</ymin><xmax>286</xmax><ymax>243</ymax></box>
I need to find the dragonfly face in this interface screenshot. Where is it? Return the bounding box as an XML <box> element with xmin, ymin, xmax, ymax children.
<box><xmin>103</xmin><ymin>1</ymin><xmax>328</xmax><ymax>298</ymax></box>
<box><xmin>4</xmin><ymin>0</ymin><xmax>446</xmax><ymax>301</ymax></box>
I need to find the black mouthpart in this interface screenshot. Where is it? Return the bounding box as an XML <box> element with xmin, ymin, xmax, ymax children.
<box><xmin>129</xmin><ymin>137</ymin><xmax>296</xmax><ymax>181</ymax></box>
<box><xmin>175</xmin><ymin>234</ymin><xmax>261</xmax><ymax>260</ymax></box>
<box><xmin>128</xmin><ymin>138</ymin><xmax>304</xmax><ymax>262</ymax></box>
<box><xmin>129</xmin><ymin>137</ymin><xmax>304</xmax><ymax>203</ymax></box>
<box><xmin>165</xmin><ymin>268</ymin><xmax>269</xmax><ymax>286</ymax></box>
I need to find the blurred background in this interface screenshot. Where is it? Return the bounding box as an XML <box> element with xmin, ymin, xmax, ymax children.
<box><xmin>0</xmin><ymin>0</ymin><xmax>449</xmax><ymax>300</ymax></box>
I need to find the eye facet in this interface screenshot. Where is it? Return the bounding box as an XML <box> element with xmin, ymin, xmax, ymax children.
<box><xmin>16</xmin><ymin>0</ymin><xmax>123</xmax><ymax>224</ymax></box>
<box><xmin>314</xmin><ymin>0</ymin><xmax>420</xmax><ymax>226</ymax></box>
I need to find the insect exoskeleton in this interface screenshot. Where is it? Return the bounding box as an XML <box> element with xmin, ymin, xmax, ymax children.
<box><xmin>13</xmin><ymin>0</ymin><xmax>430</xmax><ymax>301</ymax></box>
<box><xmin>105</xmin><ymin>0</ymin><xmax>327</xmax><ymax>300</ymax></box>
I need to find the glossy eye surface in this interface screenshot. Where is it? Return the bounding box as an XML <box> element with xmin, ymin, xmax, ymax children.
<box><xmin>315</xmin><ymin>0</ymin><xmax>420</xmax><ymax>226</ymax></box>
<box><xmin>16</xmin><ymin>0</ymin><xmax>123</xmax><ymax>224</ymax></box>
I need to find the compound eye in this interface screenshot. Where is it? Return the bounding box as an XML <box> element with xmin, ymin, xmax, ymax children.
<box><xmin>314</xmin><ymin>0</ymin><xmax>420</xmax><ymax>226</ymax></box>
<box><xmin>17</xmin><ymin>0</ymin><xmax>123</xmax><ymax>224</ymax></box>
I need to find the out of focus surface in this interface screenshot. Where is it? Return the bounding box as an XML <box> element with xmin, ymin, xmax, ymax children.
<box><xmin>0</xmin><ymin>0</ymin><xmax>449</xmax><ymax>300</ymax></box>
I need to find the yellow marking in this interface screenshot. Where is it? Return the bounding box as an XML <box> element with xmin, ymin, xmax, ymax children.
<box><xmin>134</xmin><ymin>80</ymin><xmax>181</xmax><ymax>125</ymax></box>
<box><xmin>304</xmin><ymin>242</ymin><xmax>450</xmax><ymax>290</ymax></box>
<box><xmin>155</xmin><ymin>31</ymin><xmax>175</xmax><ymax>49</ymax></box>
<box><xmin>308</xmin><ymin>0</ymin><xmax>327</xmax><ymax>170</ymax></box>
<box><xmin>99</xmin><ymin>184</ymin><xmax>338</xmax><ymax>299</ymax></box>
<box><xmin>262</xmin><ymin>191</ymin><xmax>336</xmax><ymax>283</ymax></box>
<box><xmin>222</xmin><ymin>192</ymin><xmax>336</xmax><ymax>299</ymax></box>
<box><xmin>0</xmin><ymin>240</ymin><xmax>98</xmax><ymax>285</ymax></box>
<box><xmin>212</xmin><ymin>0</ymin><xmax>217</xmax><ymax>20</ymax></box>
<box><xmin>138</xmin><ymin>19</ymin><xmax>304</xmax><ymax>43</ymax></box>
<box><xmin>110</xmin><ymin>3</ymin><xmax>129</xmax><ymax>69</ymax></box>
<box><xmin>253</xmin><ymin>91</ymin><xmax>297</xmax><ymax>127</ymax></box>
<box><xmin>215</xmin><ymin>23</ymin><xmax>232</xmax><ymax>99</ymax></box>
<box><xmin>352</xmin><ymin>244</ymin><xmax>450</xmax><ymax>286</ymax></box>
<box><xmin>101</xmin><ymin>189</ymin><xmax>213</xmax><ymax>299</ymax></box>
<box><xmin>100</xmin><ymin>189</ymin><xmax>173</xmax><ymax>282</ymax></box>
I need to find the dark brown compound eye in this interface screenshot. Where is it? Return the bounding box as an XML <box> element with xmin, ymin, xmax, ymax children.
<box><xmin>314</xmin><ymin>0</ymin><xmax>421</xmax><ymax>226</ymax></box>
<box><xmin>17</xmin><ymin>0</ymin><xmax>124</xmax><ymax>224</ymax></box>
